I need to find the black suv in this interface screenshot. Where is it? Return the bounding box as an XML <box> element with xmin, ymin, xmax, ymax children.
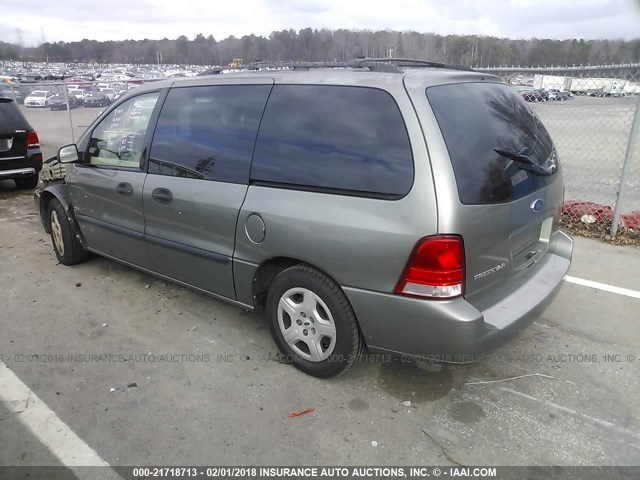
<box><xmin>0</xmin><ymin>95</ymin><xmax>42</xmax><ymax>189</ymax></box>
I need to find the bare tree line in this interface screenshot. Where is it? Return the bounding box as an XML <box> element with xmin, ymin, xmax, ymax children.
<box><xmin>1</xmin><ymin>28</ymin><xmax>639</xmax><ymax>67</ymax></box>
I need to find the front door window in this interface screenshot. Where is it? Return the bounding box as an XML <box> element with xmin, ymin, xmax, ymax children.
<box><xmin>88</xmin><ymin>93</ymin><xmax>159</xmax><ymax>169</ymax></box>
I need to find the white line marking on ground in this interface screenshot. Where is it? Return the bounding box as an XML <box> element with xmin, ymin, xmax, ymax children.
<box><xmin>565</xmin><ymin>275</ymin><xmax>640</xmax><ymax>299</ymax></box>
<box><xmin>500</xmin><ymin>387</ymin><xmax>640</xmax><ymax>445</ymax></box>
<box><xmin>0</xmin><ymin>361</ymin><xmax>111</xmax><ymax>467</ymax></box>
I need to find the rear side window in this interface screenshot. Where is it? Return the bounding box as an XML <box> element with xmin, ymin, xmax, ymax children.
<box><xmin>427</xmin><ymin>82</ymin><xmax>556</xmax><ymax>204</ymax></box>
<box><xmin>251</xmin><ymin>85</ymin><xmax>413</xmax><ymax>197</ymax></box>
<box><xmin>149</xmin><ymin>85</ymin><xmax>271</xmax><ymax>183</ymax></box>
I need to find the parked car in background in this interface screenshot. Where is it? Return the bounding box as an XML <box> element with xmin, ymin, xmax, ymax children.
<box><xmin>24</xmin><ymin>90</ymin><xmax>55</xmax><ymax>107</ymax></box>
<box><xmin>520</xmin><ymin>89</ymin><xmax>549</xmax><ymax>102</ymax></box>
<box><xmin>548</xmin><ymin>89</ymin><xmax>572</xmax><ymax>101</ymax></box>
<box><xmin>546</xmin><ymin>89</ymin><xmax>560</xmax><ymax>101</ymax></box>
<box><xmin>546</xmin><ymin>89</ymin><xmax>572</xmax><ymax>101</ymax></box>
<box><xmin>0</xmin><ymin>95</ymin><xmax>42</xmax><ymax>188</ymax></box>
<box><xmin>49</xmin><ymin>93</ymin><xmax>81</xmax><ymax>110</ymax></box>
<box><xmin>83</xmin><ymin>90</ymin><xmax>110</xmax><ymax>107</ymax></box>
<box><xmin>69</xmin><ymin>84</ymin><xmax>97</xmax><ymax>95</ymax></box>
<box><xmin>68</xmin><ymin>89</ymin><xmax>86</xmax><ymax>103</ymax></box>
<box><xmin>102</xmin><ymin>88</ymin><xmax>116</xmax><ymax>103</ymax></box>
<box><xmin>20</xmin><ymin>74</ymin><xmax>44</xmax><ymax>83</ymax></box>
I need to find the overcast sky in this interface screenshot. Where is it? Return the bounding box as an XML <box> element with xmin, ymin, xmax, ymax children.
<box><xmin>1</xmin><ymin>0</ymin><xmax>639</xmax><ymax>46</ymax></box>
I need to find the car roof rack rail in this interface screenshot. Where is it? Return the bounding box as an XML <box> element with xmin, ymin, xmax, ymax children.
<box><xmin>290</xmin><ymin>61</ymin><xmax>349</xmax><ymax>71</ymax></box>
<box><xmin>349</xmin><ymin>58</ymin><xmax>474</xmax><ymax>72</ymax></box>
<box><xmin>287</xmin><ymin>58</ymin><xmax>472</xmax><ymax>73</ymax></box>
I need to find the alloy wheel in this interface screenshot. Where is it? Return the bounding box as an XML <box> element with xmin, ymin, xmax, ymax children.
<box><xmin>277</xmin><ymin>287</ymin><xmax>337</xmax><ymax>362</ymax></box>
<box><xmin>50</xmin><ymin>210</ymin><xmax>65</xmax><ymax>256</ymax></box>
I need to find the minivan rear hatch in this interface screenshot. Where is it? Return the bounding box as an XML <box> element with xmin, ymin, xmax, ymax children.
<box><xmin>426</xmin><ymin>82</ymin><xmax>564</xmax><ymax>301</ymax></box>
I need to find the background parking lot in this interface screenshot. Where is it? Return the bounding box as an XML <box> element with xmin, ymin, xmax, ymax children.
<box><xmin>1</xmin><ymin>99</ymin><xmax>640</xmax><ymax>468</ymax></box>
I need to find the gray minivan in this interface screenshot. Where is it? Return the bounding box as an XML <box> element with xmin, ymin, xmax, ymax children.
<box><xmin>36</xmin><ymin>66</ymin><xmax>573</xmax><ymax>378</ymax></box>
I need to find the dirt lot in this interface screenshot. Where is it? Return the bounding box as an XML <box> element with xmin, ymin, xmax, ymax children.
<box><xmin>1</xmin><ymin>97</ymin><xmax>639</xmax><ymax>469</ymax></box>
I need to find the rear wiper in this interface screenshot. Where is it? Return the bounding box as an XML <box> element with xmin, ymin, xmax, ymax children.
<box><xmin>494</xmin><ymin>148</ymin><xmax>553</xmax><ymax>176</ymax></box>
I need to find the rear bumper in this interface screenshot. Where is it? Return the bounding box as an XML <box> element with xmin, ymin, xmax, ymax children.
<box><xmin>0</xmin><ymin>167</ymin><xmax>36</xmax><ymax>178</ymax></box>
<box><xmin>0</xmin><ymin>153</ymin><xmax>43</xmax><ymax>176</ymax></box>
<box><xmin>344</xmin><ymin>231</ymin><xmax>573</xmax><ymax>361</ymax></box>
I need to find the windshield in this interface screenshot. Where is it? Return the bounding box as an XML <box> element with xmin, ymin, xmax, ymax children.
<box><xmin>30</xmin><ymin>91</ymin><xmax>46</xmax><ymax>97</ymax></box>
<box><xmin>427</xmin><ymin>82</ymin><xmax>557</xmax><ymax>205</ymax></box>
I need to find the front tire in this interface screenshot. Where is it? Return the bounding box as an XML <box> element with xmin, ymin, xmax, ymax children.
<box><xmin>266</xmin><ymin>265</ymin><xmax>362</xmax><ymax>378</ymax></box>
<box><xmin>14</xmin><ymin>175</ymin><xmax>39</xmax><ymax>189</ymax></box>
<box><xmin>47</xmin><ymin>199</ymin><xmax>89</xmax><ymax>266</ymax></box>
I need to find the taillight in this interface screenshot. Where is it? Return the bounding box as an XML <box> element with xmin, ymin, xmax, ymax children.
<box><xmin>27</xmin><ymin>130</ymin><xmax>40</xmax><ymax>147</ymax></box>
<box><xmin>395</xmin><ymin>235</ymin><xmax>465</xmax><ymax>299</ymax></box>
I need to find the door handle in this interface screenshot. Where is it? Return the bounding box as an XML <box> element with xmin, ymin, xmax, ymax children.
<box><xmin>116</xmin><ymin>182</ymin><xmax>133</xmax><ymax>195</ymax></box>
<box><xmin>151</xmin><ymin>187</ymin><xmax>173</xmax><ymax>204</ymax></box>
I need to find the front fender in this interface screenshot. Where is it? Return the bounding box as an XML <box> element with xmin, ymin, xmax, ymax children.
<box><xmin>35</xmin><ymin>183</ymin><xmax>86</xmax><ymax>248</ymax></box>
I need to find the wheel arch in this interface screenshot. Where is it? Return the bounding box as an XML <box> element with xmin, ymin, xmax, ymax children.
<box><xmin>251</xmin><ymin>255</ymin><xmax>366</xmax><ymax>342</ymax></box>
<box><xmin>251</xmin><ymin>256</ymin><xmax>352</xmax><ymax>312</ymax></box>
<box><xmin>251</xmin><ymin>256</ymin><xmax>305</xmax><ymax>312</ymax></box>
<box><xmin>38</xmin><ymin>184</ymin><xmax>85</xmax><ymax>247</ymax></box>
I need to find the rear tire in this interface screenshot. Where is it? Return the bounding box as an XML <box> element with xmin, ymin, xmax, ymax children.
<box><xmin>47</xmin><ymin>199</ymin><xmax>89</xmax><ymax>266</ymax></box>
<box><xmin>14</xmin><ymin>175</ymin><xmax>39</xmax><ymax>190</ymax></box>
<box><xmin>266</xmin><ymin>265</ymin><xmax>362</xmax><ymax>378</ymax></box>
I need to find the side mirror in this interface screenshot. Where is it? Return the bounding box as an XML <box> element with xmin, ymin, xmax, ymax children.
<box><xmin>58</xmin><ymin>144</ymin><xmax>80</xmax><ymax>164</ymax></box>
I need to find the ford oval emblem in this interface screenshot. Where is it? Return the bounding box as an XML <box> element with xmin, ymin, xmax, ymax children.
<box><xmin>531</xmin><ymin>199</ymin><xmax>544</xmax><ymax>213</ymax></box>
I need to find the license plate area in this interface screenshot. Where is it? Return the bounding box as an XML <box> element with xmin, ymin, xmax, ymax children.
<box><xmin>510</xmin><ymin>216</ymin><xmax>553</xmax><ymax>271</ymax></box>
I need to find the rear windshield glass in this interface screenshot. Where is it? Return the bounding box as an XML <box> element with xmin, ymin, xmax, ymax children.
<box><xmin>0</xmin><ymin>98</ymin><xmax>30</xmax><ymax>132</ymax></box>
<box><xmin>427</xmin><ymin>82</ymin><xmax>557</xmax><ymax>204</ymax></box>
